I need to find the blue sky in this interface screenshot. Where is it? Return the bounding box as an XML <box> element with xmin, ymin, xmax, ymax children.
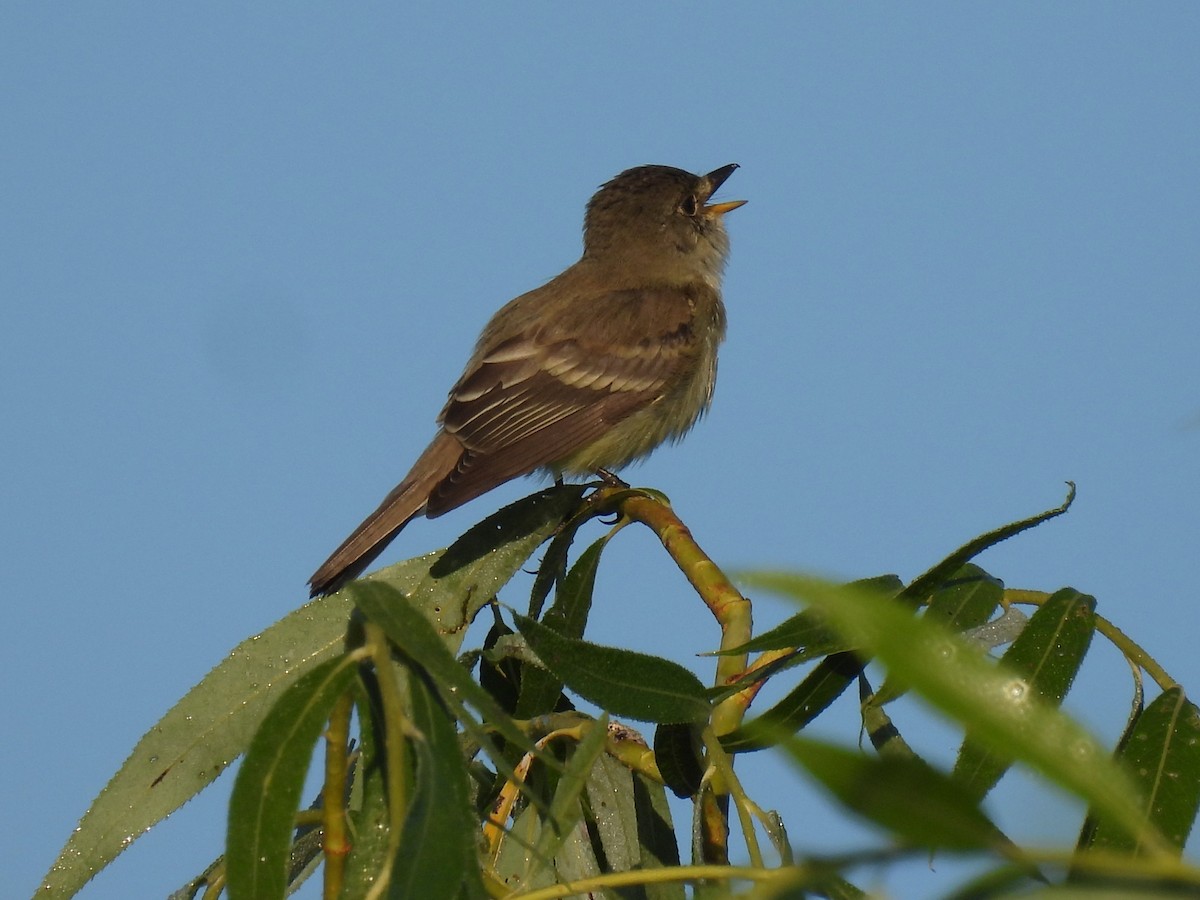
<box><xmin>5</xmin><ymin>5</ymin><xmax>1199</xmax><ymax>898</ymax></box>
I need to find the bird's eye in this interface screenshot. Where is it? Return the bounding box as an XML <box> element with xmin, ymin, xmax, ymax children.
<box><xmin>679</xmin><ymin>194</ymin><xmax>699</xmax><ymax>217</ymax></box>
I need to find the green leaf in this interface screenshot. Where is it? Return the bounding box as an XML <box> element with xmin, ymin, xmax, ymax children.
<box><xmin>1000</xmin><ymin>590</ymin><xmax>1094</xmax><ymax>701</ymax></box>
<box><xmin>514</xmin><ymin>612</ymin><xmax>711</xmax><ymax>724</ymax></box>
<box><xmin>37</xmin><ymin>590</ymin><xmax>355</xmax><ymax>898</ymax></box>
<box><xmin>783</xmin><ymin>736</ymin><xmax>1003</xmax><ymax>850</ymax></box>
<box><xmin>525</xmin><ymin>714</ymin><xmax>611</xmax><ymax>884</ymax></box>
<box><xmin>516</xmin><ymin>533</ymin><xmax>614</xmax><ymax>718</ymax></box>
<box><xmin>631</xmin><ymin>769</ymin><xmax>682</xmax><ymax>870</ymax></box>
<box><xmin>493</xmin><ymin>800</ymin><xmax>554</xmax><ymax>893</ymax></box>
<box><xmin>721</xmin><ymin>652</ymin><xmax>864</xmax><ymax>753</ymax></box>
<box><xmin>582</xmin><ymin>753</ymin><xmax>639</xmax><ymax>872</ymax></box>
<box><xmin>389</xmin><ymin>673</ymin><xmax>483</xmax><ymax>900</ymax></box>
<box><xmin>401</xmin><ymin>483</ymin><xmax>588</xmax><ymax>652</ymax></box>
<box><xmin>718</xmin><ymin>609</ymin><xmax>847</xmax><ymax>657</ymax></box>
<box><xmin>526</xmin><ymin>486</ymin><xmax>609</xmax><ymax>618</ymax></box>
<box><xmin>350</xmin><ymin>581</ymin><xmax>528</xmax><ymax>749</ymax></box>
<box><xmin>1088</xmin><ymin>686</ymin><xmax>1200</xmax><ymax>854</ymax></box>
<box><xmin>655</xmin><ymin>722</ymin><xmax>706</xmax><ymax>797</ymax></box>
<box><xmin>38</xmin><ymin>482</ymin><xmax>570</xmax><ymax>900</ymax></box>
<box><xmin>544</xmin><ymin>532</ymin><xmax>611</xmax><ymax>639</ymax></box>
<box><xmin>584</xmin><ymin>754</ymin><xmax>685</xmax><ymax>899</ymax></box>
<box><xmin>741</xmin><ymin>572</ymin><xmax>1169</xmax><ymax>856</ymax></box>
<box><xmin>340</xmin><ymin>695</ymin><xmax>392</xmax><ymax>900</ymax></box>
<box><xmin>873</xmin><ymin>566</ymin><xmax>1005</xmax><ymax>707</ymax></box>
<box><xmin>478</xmin><ymin>613</ymin><xmax>523</xmax><ymax>712</ymax></box>
<box><xmin>953</xmin><ymin>589</ymin><xmax>1096</xmax><ymax>800</ymax></box>
<box><xmin>924</xmin><ymin>564</ymin><xmax>1004</xmax><ymax>632</ymax></box>
<box><xmin>546</xmin><ymin>817</ymin><xmax>604</xmax><ymax>888</ymax></box>
<box><xmin>720</xmin><ymin>575</ymin><xmax>902</xmax><ymax>656</ymax></box>
<box><xmin>899</xmin><ymin>484</ymin><xmax>1075</xmax><ymax>604</ymax></box>
<box><xmin>492</xmin><ymin>750</ymin><xmax>615</xmax><ymax>897</ymax></box>
<box><xmin>225</xmin><ymin>654</ymin><xmax>359</xmax><ymax>900</ymax></box>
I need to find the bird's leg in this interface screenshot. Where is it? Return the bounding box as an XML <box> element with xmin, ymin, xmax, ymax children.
<box><xmin>595</xmin><ymin>468</ymin><xmax>629</xmax><ymax>488</ymax></box>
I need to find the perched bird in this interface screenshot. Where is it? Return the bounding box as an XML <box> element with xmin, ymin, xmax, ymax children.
<box><xmin>309</xmin><ymin>163</ymin><xmax>744</xmax><ymax>596</ymax></box>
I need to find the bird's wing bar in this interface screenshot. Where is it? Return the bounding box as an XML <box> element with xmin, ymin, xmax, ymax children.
<box><xmin>428</xmin><ymin>285</ymin><xmax>709</xmax><ymax>515</ymax></box>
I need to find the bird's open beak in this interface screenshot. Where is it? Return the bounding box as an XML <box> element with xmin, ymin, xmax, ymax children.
<box><xmin>703</xmin><ymin>163</ymin><xmax>746</xmax><ymax>216</ymax></box>
<box><xmin>705</xmin><ymin>198</ymin><xmax>747</xmax><ymax>216</ymax></box>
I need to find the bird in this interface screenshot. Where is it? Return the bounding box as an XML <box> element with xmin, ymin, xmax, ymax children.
<box><xmin>309</xmin><ymin>163</ymin><xmax>744</xmax><ymax>596</ymax></box>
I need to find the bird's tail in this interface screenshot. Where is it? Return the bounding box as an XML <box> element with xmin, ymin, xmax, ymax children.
<box><xmin>308</xmin><ymin>431</ymin><xmax>462</xmax><ymax>596</ymax></box>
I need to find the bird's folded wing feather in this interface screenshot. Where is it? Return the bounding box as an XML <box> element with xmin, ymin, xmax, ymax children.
<box><xmin>427</xmin><ymin>286</ymin><xmax>705</xmax><ymax>514</ymax></box>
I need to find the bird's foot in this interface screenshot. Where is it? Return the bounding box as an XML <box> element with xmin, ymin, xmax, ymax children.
<box><xmin>595</xmin><ymin>468</ymin><xmax>629</xmax><ymax>488</ymax></box>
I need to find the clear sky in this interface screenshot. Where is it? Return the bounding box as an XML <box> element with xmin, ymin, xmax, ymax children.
<box><xmin>5</xmin><ymin>5</ymin><xmax>1199</xmax><ymax>898</ymax></box>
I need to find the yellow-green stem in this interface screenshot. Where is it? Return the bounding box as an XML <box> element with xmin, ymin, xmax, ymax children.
<box><xmin>322</xmin><ymin>689</ymin><xmax>354</xmax><ymax>899</ymax></box>
<box><xmin>1006</xmin><ymin>589</ymin><xmax>1177</xmax><ymax>690</ymax></box>
<box><xmin>597</xmin><ymin>487</ymin><xmax>755</xmax><ymax>866</ymax></box>
<box><xmin>703</xmin><ymin>727</ymin><xmax>765</xmax><ymax>868</ymax></box>
<box><xmin>506</xmin><ymin>864</ymin><xmax>784</xmax><ymax>900</ymax></box>
<box><xmin>612</xmin><ymin>491</ymin><xmax>753</xmax><ymax>733</ymax></box>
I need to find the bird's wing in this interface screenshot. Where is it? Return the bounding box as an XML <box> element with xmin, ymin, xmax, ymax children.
<box><xmin>428</xmin><ymin>286</ymin><xmax>706</xmax><ymax>514</ymax></box>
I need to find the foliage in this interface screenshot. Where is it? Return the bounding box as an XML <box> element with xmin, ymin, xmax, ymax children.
<box><xmin>40</xmin><ymin>483</ymin><xmax>1200</xmax><ymax>899</ymax></box>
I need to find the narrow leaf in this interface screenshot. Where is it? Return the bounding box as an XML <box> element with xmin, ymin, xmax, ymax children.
<box><xmin>583</xmin><ymin>751</ymin><xmax>639</xmax><ymax>872</ymax></box>
<box><xmin>40</xmin><ymin>488</ymin><xmax>579</xmax><ymax>897</ymax></box>
<box><xmin>583</xmin><ymin>752</ymin><xmax>641</xmax><ymax>872</ymax></box>
<box><xmin>526</xmin><ymin>714</ymin><xmax>611</xmax><ymax>883</ymax></box>
<box><xmin>389</xmin><ymin>674</ymin><xmax>481</xmax><ymax>900</ymax></box>
<box><xmin>516</xmin><ymin>533</ymin><xmax>613</xmax><ymax>718</ymax></box>
<box><xmin>478</xmin><ymin>614</ymin><xmax>523</xmax><ymax>713</ymax></box>
<box><xmin>1001</xmin><ymin>589</ymin><xmax>1094</xmax><ymax>700</ymax></box>
<box><xmin>873</xmin><ymin>566</ymin><xmax>1002</xmax><ymax>707</ymax></box>
<box><xmin>350</xmin><ymin>581</ymin><xmax>528</xmax><ymax>749</ymax></box>
<box><xmin>655</xmin><ymin>722</ymin><xmax>706</xmax><ymax>797</ymax></box>
<box><xmin>339</xmin><ymin>696</ymin><xmax>392</xmax><ymax>899</ymax></box>
<box><xmin>38</xmin><ymin>591</ymin><xmax>354</xmax><ymax>898</ymax></box>
<box><xmin>225</xmin><ymin>654</ymin><xmax>359</xmax><ymax>900</ymax></box>
<box><xmin>721</xmin><ymin>652</ymin><xmax>864</xmax><ymax>753</ymax></box>
<box><xmin>527</xmin><ymin>487</ymin><xmax>607</xmax><ymax>618</ymax></box>
<box><xmin>548</xmin><ymin>819</ymin><xmax>603</xmax><ymax>887</ymax></box>
<box><xmin>718</xmin><ymin>609</ymin><xmax>845</xmax><ymax>657</ymax></box>
<box><xmin>953</xmin><ymin>589</ymin><xmax>1096</xmax><ymax>800</ymax></box>
<box><xmin>1088</xmin><ymin>686</ymin><xmax>1200</xmax><ymax>854</ymax></box>
<box><xmin>784</xmin><ymin>736</ymin><xmax>1003</xmax><ymax>850</ymax></box>
<box><xmin>494</xmin><ymin>801</ymin><xmax>556</xmax><ymax>893</ymax></box>
<box><xmin>721</xmin><ymin>575</ymin><xmax>902</xmax><ymax>655</ymax></box>
<box><xmin>899</xmin><ymin>484</ymin><xmax>1075</xmax><ymax>604</ymax></box>
<box><xmin>514</xmin><ymin>612</ymin><xmax>710</xmax><ymax>724</ymax></box>
<box><xmin>403</xmin><ymin>483</ymin><xmax>588</xmax><ymax>651</ymax></box>
<box><xmin>544</xmin><ymin>532</ymin><xmax>611</xmax><ymax>639</ymax></box>
<box><xmin>588</xmin><ymin>758</ymin><xmax>687</xmax><ymax>900</ymax></box>
<box><xmin>741</xmin><ymin>572</ymin><xmax>1169</xmax><ymax>856</ymax></box>
<box><xmin>924</xmin><ymin>564</ymin><xmax>1004</xmax><ymax>632</ymax></box>
<box><xmin>632</xmin><ymin>770</ymin><xmax>681</xmax><ymax>870</ymax></box>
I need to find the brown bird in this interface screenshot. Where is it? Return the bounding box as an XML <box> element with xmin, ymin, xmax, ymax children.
<box><xmin>309</xmin><ymin>164</ymin><xmax>744</xmax><ymax>596</ymax></box>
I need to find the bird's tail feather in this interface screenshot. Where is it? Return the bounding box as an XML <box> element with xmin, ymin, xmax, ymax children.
<box><xmin>308</xmin><ymin>431</ymin><xmax>462</xmax><ymax>596</ymax></box>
